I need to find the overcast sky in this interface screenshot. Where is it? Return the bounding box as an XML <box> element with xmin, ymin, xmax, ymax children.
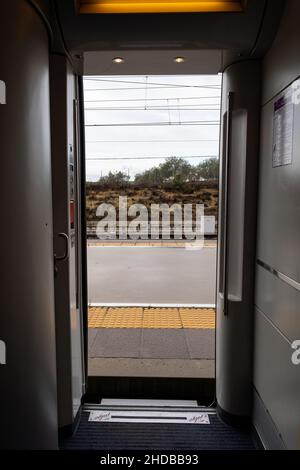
<box><xmin>84</xmin><ymin>75</ymin><xmax>222</xmax><ymax>181</ymax></box>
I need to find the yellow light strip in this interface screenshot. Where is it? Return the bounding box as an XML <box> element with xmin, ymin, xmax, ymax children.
<box><xmin>79</xmin><ymin>0</ymin><xmax>244</xmax><ymax>14</ymax></box>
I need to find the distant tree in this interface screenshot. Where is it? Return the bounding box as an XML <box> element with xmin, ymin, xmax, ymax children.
<box><xmin>99</xmin><ymin>171</ymin><xmax>130</xmax><ymax>187</ymax></box>
<box><xmin>96</xmin><ymin>157</ymin><xmax>219</xmax><ymax>189</ymax></box>
<box><xmin>196</xmin><ymin>158</ymin><xmax>219</xmax><ymax>180</ymax></box>
<box><xmin>135</xmin><ymin>167</ymin><xmax>164</xmax><ymax>186</ymax></box>
<box><xmin>158</xmin><ymin>157</ymin><xmax>192</xmax><ymax>183</ymax></box>
<box><xmin>135</xmin><ymin>157</ymin><xmax>192</xmax><ymax>187</ymax></box>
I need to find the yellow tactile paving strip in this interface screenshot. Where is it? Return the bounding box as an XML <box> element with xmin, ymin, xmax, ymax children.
<box><xmin>88</xmin><ymin>307</ymin><xmax>107</xmax><ymax>328</ymax></box>
<box><xmin>88</xmin><ymin>307</ymin><xmax>215</xmax><ymax>330</ymax></box>
<box><xmin>180</xmin><ymin>308</ymin><xmax>215</xmax><ymax>329</ymax></box>
<box><xmin>102</xmin><ymin>307</ymin><xmax>143</xmax><ymax>329</ymax></box>
<box><xmin>143</xmin><ymin>308</ymin><xmax>182</xmax><ymax>329</ymax></box>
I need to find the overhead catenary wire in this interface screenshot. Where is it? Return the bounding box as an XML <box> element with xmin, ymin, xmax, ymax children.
<box><xmin>84</xmin><ymin>75</ymin><xmax>221</xmax><ymax>179</ymax></box>
<box><xmin>85</xmin><ymin>103</ymin><xmax>220</xmax><ymax>109</ymax></box>
<box><xmin>85</xmin><ymin>107</ymin><xmax>220</xmax><ymax>111</ymax></box>
<box><xmin>84</xmin><ymin>77</ymin><xmax>221</xmax><ymax>90</ymax></box>
<box><xmin>84</xmin><ymin>77</ymin><xmax>221</xmax><ymax>88</ymax></box>
<box><xmin>86</xmin><ymin>139</ymin><xmax>219</xmax><ymax>143</ymax></box>
<box><xmin>84</xmin><ymin>86</ymin><xmax>221</xmax><ymax>92</ymax></box>
<box><xmin>86</xmin><ymin>155</ymin><xmax>218</xmax><ymax>161</ymax></box>
<box><xmin>85</xmin><ymin>121</ymin><xmax>220</xmax><ymax>127</ymax></box>
<box><xmin>84</xmin><ymin>97</ymin><xmax>221</xmax><ymax>103</ymax></box>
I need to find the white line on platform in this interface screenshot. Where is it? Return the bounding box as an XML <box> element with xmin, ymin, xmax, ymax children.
<box><xmin>89</xmin><ymin>303</ymin><xmax>216</xmax><ymax>309</ymax></box>
<box><xmin>87</xmin><ymin>246</ymin><xmax>216</xmax><ymax>251</ymax></box>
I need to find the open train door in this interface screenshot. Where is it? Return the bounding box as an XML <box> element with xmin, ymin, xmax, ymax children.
<box><xmin>50</xmin><ymin>56</ymin><xmax>88</xmax><ymax>436</ymax></box>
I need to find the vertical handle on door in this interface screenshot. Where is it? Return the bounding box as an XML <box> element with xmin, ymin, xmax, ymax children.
<box><xmin>55</xmin><ymin>233</ymin><xmax>70</xmax><ymax>262</ymax></box>
<box><xmin>54</xmin><ymin>233</ymin><xmax>69</xmax><ymax>277</ymax></box>
<box><xmin>222</xmin><ymin>92</ymin><xmax>234</xmax><ymax>316</ymax></box>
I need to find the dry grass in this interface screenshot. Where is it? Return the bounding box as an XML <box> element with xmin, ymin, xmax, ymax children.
<box><xmin>86</xmin><ymin>181</ymin><xmax>218</xmax><ymax>222</ymax></box>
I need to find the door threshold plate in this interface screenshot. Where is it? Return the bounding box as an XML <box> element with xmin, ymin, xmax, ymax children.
<box><xmin>100</xmin><ymin>399</ymin><xmax>198</xmax><ymax>407</ymax></box>
<box><xmin>88</xmin><ymin>410</ymin><xmax>210</xmax><ymax>425</ymax></box>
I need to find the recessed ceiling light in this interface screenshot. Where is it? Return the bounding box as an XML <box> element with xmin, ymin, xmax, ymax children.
<box><xmin>113</xmin><ymin>57</ymin><xmax>124</xmax><ymax>64</ymax></box>
<box><xmin>174</xmin><ymin>57</ymin><xmax>185</xmax><ymax>64</ymax></box>
<box><xmin>79</xmin><ymin>1</ymin><xmax>245</xmax><ymax>14</ymax></box>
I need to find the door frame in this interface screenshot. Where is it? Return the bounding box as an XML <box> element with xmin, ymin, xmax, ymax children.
<box><xmin>77</xmin><ymin>75</ymin><xmax>218</xmax><ymax>405</ymax></box>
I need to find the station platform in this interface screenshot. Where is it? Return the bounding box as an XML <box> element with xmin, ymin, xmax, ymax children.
<box><xmin>88</xmin><ymin>307</ymin><xmax>215</xmax><ymax>379</ymax></box>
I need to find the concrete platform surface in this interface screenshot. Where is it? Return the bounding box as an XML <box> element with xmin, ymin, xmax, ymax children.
<box><xmin>88</xmin><ymin>246</ymin><xmax>217</xmax><ymax>304</ymax></box>
<box><xmin>89</xmin><ymin>328</ymin><xmax>215</xmax><ymax>360</ymax></box>
<box><xmin>88</xmin><ymin>358</ymin><xmax>215</xmax><ymax>379</ymax></box>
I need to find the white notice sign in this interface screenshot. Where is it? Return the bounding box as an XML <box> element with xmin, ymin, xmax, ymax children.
<box><xmin>273</xmin><ymin>86</ymin><xmax>294</xmax><ymax>168</ymax></box>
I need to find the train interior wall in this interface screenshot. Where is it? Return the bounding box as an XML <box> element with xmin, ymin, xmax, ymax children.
<box><xmin>253</xmin><ymin>0</ymin><xmax>300</xmax><ymax>450</ymax></box>
<box><xmin>0</xmin><ymin>1</ymin><xmax>58</xmax><ymax>449</ymax></box>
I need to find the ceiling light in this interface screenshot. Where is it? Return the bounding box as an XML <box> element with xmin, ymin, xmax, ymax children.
<box><xmin>112</xmin><ymin>57</ymin><xmax>124</xmax><ymax>64</ymax></box>
<box><xmin>79</xmin><ymin>1</ymin><xmax>246</xmax><ymax>15</ymax></box>
<box><xmin>174</xmin><ymin>56</ymin><xmax>185</xmax><ymax>64</ymax></box>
